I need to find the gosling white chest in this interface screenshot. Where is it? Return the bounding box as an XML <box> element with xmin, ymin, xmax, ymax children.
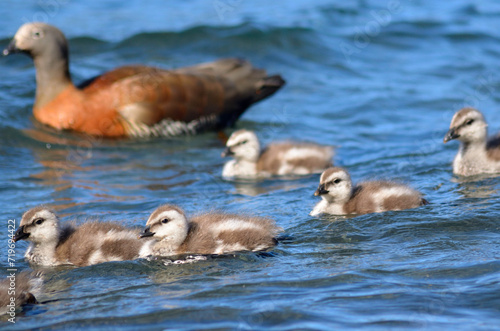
<box><xmin>138</xmin><ymin>240</ymin><xmax>155</xmax><ymax>258</ymax></box>
<box><xmin>25</xmin><ymin>242</ymin><xmax>60</xmax><ymax>266</ymax></box>
<box><xmin>222</xmin><ymin>160</ymin><xmax>258</xmax><ymax>178</ymax></box>
<box><xmin>453</xmin><ymin>144</ymin><xmax>500</xmax><ymax>176</ymax></box>
<box><xmin>151</xmin><ymin>245</ymin><xmax>177</xmax><ymax>256</ymax></box>
<box><xmin>310</xmin><ymin>199</ymin><xmax>345</xmax><ymax>216</ymax></box>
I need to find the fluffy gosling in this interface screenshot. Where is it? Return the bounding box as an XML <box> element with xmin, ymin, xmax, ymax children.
<box><xmin>0</xmin><ymin>271</ymin><xmax>40</xmax><ymax>315</ymax></box>
<box><xmin>311</xmin><ymin>167</ymin><xmax>428</xmax><ymax>216</ymax></box>
<box><xmin>444</xmin><ymin>107</ymin><xmax>500</xmax><ymax>176</ymax></box>
<box><xmin>14</xmin><ymin>206</ymin><xmax>153</xmax><ymax>267</ymax></box>
<box><xmin>222</xmin><ymin>129</ymin><xmax>334</xmax><ymax>178</ymax></box>
<box><xmin>140</xmin><ymin>204</ymin><xmax>281</xmax><ymax>256</ymax></box>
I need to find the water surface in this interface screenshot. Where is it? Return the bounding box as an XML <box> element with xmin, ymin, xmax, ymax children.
<box><xmin>1</xmin><ymin>0</ymin><xmax>500</xmax><ymax>329</ymax></box>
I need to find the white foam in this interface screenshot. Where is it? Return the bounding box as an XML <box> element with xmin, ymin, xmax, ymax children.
<box><xmin>162</xmin><ymin>255</ymin><xmax>207</xmax><ymax>265</ymax></box>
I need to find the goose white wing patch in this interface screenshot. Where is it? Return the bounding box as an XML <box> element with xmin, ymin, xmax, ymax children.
<box><xmin>372</xmin><ymin>186</ymin><xmax>416</xmax><ymax>212</ymax></box>
<box><xmin>283</xmin><ymin>147</ymin><xmax>329</xmax><ymax>161</ymax></box>
<box><xmin>210</xmin><ymin>219</ymin><xmax>261</xmax><ymax>235</ymax></box>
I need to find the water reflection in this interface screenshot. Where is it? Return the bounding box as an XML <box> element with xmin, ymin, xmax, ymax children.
<box><xmin>453</xmin><ymin>175</ymin><xmax>500</xmax><ymax>199</ymax></box>
<box><xmin>20</xmin><ymin>127</ymin><xmax>195</xmax><ymax>206</ymax></box>
<box><xmin>23</xmin><ymin>126</ymin><xmax>102</xmax><ymax>182</ymax></box>
<box><xmin>227</xmin><ymin>177</ymin><xmax>311</xmax><ymax>197</ymax></box>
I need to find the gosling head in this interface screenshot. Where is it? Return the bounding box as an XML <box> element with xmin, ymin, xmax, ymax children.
<box><xmin>140</xmin><ymin>205</ymin><xmax>189</xmax><ymax>247</ymax></box>
<box><xmin>444</xmin><ymin>107</ymin><xmax>488</xmax><ymax>144</ymax></box>
<box><xmin>221</xmin><ymin>129</ymin><xmax>261</xmax><ymax>162</ymax></box>
<box><xmin>314</xmin><ymin>167</ymin><xmax>353</xmax><ymax>203</ymax></box>
<box><xmin>15</xmin><ymin>206</ymin><xmax>60</xmax><ymax>244</ymax></box>
<box><xmin>3</xmin><ymin>22</ymin><xmax>68</xmax><ymax>60</ymax></box>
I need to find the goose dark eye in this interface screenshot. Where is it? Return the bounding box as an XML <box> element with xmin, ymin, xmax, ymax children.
<box><xmin>238</xmin><ymin>140</ymin><xmax>248</xmax><ymax>146</ymax></box>
<box><xmin>466</xmin><ymin>119</ymin><xmax>474</xmax><ymax>125</ymax></box>
<box><xmin>333</xmin><ymin>178</ymin><xmax>341</xmax><ymax>184</ymax></box>
<box><xmin>32</xmin><ymin>31</ymin><xmax>42</xmax><ymax>39</ymax></box>
<box><xmin>34</xmin><ymin>218</ymin><xmax>44</xmax><ymax>225</ymax></box>
<box><xmin>161</xmin><ymin>218</ymin><xmax>169</xmax><ymax>224</ymax></box>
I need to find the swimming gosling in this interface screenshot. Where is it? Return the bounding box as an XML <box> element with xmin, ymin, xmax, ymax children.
<box><xmin>222</xmin><ymin>129</ymin><xmax>334</xmax><ymax>178</ymax></box>
<box><xmin>139</xmin><ymin>204</ymin><xmax>281</xmax><ymax>256</ymax></box>
<box><xmin>311</xmin><ymin>167</ymin><xmax>428</xmax><ymax>216</ymax></box>
<box><xmin>0</xmin><ymin>271</ymin><xmax>40</xmax><ymax>315</ymax></box>
<box><xmin>14</xmin><ymin>206</ymin><xmax>153</xmax><ymax>267</ymax></box>
<box><xmin>444</xmin><ymin>107</ymin><xmax>500</xmax><ymax>176</ymax></box>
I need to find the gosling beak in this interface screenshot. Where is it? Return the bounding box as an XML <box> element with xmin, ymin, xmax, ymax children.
<box><xmin>3</xmin><ymin>40</ymin><xmax>19</xmax><ymax>56</ymax></box>
<box><xmin>139</xmin><ymin>226</ymin><xmax>155</xmax><ymax>238</ymax></box>
<box><xmin>23</xmin><ymin>292</ymin><xmax>38</xmax><ymax>305</ymax></box>
<box><xmin>443</xmin><ymin>127</ymin><xmax>460</xmax><ymax>143</ymax></box>
<box><xmin>221</xmin><ymin>147</ymin><xmax>233</xmax><ymax>158</ymax></box>
<box><xmin>314</xmin><ymin>184</ymin><xmax>329</xmax><ymax>196</ymax></box>
<box><xmin>14</xmin><ymin>225</ymin><xmax>30</xmax><ymax>242</ymax></box>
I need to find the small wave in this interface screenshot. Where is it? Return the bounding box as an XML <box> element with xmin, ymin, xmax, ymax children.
<box><xmin>162</xmin><ymin>255</ymin><xmax>207</xmax><ymax>265</ymax></box>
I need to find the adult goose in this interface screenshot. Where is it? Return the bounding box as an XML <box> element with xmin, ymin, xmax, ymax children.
<box><xmin>3</xmin><ymin>22</ymin><xmax>285</xmax><ymax>138</ymax></box>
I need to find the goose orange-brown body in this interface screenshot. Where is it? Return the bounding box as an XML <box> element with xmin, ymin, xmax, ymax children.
<box><xmin>4</xmin><ymin>23</ymin><xmax>285</xmax><ymax>138</ymax></box>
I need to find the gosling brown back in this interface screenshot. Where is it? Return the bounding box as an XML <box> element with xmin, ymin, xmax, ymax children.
<box><xmin>180</xmin><ymin>213</ymin><xmax>280</xmax><ymax>254</ymax></box>
<box><xmin>343</xmin><ymin>181</ymin><xmax>428</xmax><ymax>215</ymax></box>
<box><xmin>257</xmin><ymin>143</ymin><xmax>334</xmax><ymax>175</ymax></box>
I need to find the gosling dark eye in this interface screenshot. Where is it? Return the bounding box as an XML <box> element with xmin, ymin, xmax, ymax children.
<box><xmin>34</xmin><ymin>218</ymin><xmax>44</xmax><ymax>225</ymax></box>
<box><xmin>466</xmin><ymin>119</ymin><xmax>474</xmax><ymax>125</ymax></box>
<box><xmin>238</xmin><ymin>140</ymin><xmax>248</xmax><ymax>146</ymax></box>
<box><xmin>161</xmin><ymin>218</ymin><xmax>169</xmax><ymax>224</ymax></box>
<box><xmin>333</xmin><ymin>178</ymin><xmax>341</xmax><ymax>184</ymax></box>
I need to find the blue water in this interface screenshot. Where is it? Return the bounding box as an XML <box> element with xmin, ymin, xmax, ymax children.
<box><xmin>1</xmin><ymin>0</ymin><xmax>500</xmax><ymax>329</ymax></box>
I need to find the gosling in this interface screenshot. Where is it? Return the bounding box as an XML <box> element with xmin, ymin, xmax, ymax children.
<box><xmin>311</xmin><ymin>167</ymin><xmax>428</xmax><ymax>216</ymax></box>
<box><xmin>139</xmin><ymin>204</ymin><xmax>281</xmax><ymax>256</ymax></box>
<box><xmin>14</xmin><ymin>206</ymin><xmax>154</xmax><ymax>267</ymax></box>
<box><xmin>222</xmin><ymin>129</ymin><xmax>334</xmax><ymax>178</ymax></box>
<box><xmin>0</xmin><ymin>271</ymin><xmax>40</xmax><ymax>315</ymax></box>
<box><xmin>444</xmin><ymin>107</ymin><xmax>500</xmax><ymax>176</ymax></box>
